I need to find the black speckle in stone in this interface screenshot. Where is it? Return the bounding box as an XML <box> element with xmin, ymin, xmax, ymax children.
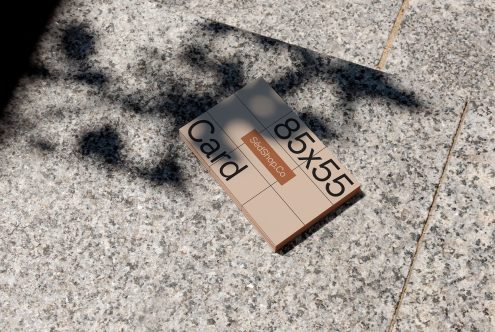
<box><xmin>80</xmin><ymin>125</ymin><xmax>122</xmax><ymax>165</ymax></box>
<box><xmin>62</xmin><ymin>24</ymin><xmax>95</xmax><ymax>60</ymax></box>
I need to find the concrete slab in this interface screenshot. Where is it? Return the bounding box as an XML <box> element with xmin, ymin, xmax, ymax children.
<box><xmin>393</xmin><ymin>94</ymin><xmax>495</xmax><ymax>331</ymax></box>
<box><xmin>164</xmin><ymin>0</ymin><xmax>402</xmax><ymax>68</ymax></box>
<box><xmin>0</xmin><ymin>0</ymin><xmax>466</xmax><ymax>330</ymax></box>
<box><xmin>384</xmin><ymin>1</ymin><xmax>495</xmax><ymax>330</ymax></box>
<box><xmin>385</xmin><ymin>0</ymin><xmax>494</xmax><ymax>98</ymax></box>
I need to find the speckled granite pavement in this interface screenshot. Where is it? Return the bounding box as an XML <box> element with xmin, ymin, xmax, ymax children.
<box><xmin>0</xmin><ymin>0</ymin><xmax>492</xmax><ymax>331</ymax></box>
<box><xmin>392</xmin><ymin>92</ymin><xmax>494</xmax><ymax>332</ymax></box>
<box><xmin>385</xmin><ymin>1</ymin><xmax>495</xmax><ymax>330</ymax></box>
<box><xmin>164</xmin><ymin>0</ymin><xmax>402</xmax><ymax>68</ymax></box>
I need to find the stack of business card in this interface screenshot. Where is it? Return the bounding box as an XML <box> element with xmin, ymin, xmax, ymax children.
<box><xmin>180</xmin><ymin>78</ymin><xmax>360</xmax><ymax>251</ymax></box>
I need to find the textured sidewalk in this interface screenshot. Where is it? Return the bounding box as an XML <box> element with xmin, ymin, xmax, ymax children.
<box><xmin>0</xmin><ymin>0</ymin><xmax>493</xmax><ymax>330</ymax></box>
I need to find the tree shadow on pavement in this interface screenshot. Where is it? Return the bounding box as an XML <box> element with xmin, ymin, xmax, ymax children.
<box><xmin>0</xmin><ymin>0</ymin><xmax>60</xmax><ymax>143</ymax></box>
<box><xmin>3</xmin><ymin>15</ymin><xmax>423</xmax><ymax>250</ymax></box>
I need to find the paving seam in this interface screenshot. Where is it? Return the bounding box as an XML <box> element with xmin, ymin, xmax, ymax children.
<box><xmin>377</xmin><ymin>0</ymin><xmax>410</xmax><ymax>70</ymax></box>
<box><xmin>386</xmin><ymin>100</ymin><xmax>470</xmax><ymax>331</ymax></box>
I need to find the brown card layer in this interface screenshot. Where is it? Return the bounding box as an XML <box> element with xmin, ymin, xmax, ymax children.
<box><xmin>179</xmin><ymin>78</ymin><xmax>361</xmax><ymax>251</ymax></box>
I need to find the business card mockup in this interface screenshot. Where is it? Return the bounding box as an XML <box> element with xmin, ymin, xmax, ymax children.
<box><xmin>179</xmin><ymin>78</ymin><xmax>360</xmax><ymax>251</ymax></box>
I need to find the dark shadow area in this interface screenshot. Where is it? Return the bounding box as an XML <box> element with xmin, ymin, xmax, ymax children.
<box><xmin>269</xmin><ymin>45</ymin><xmax>420</xmax><ymax>109</ymax></box>
<box><xmin>278</xmin><ymin>191</ymin><xmax>366</xmax><ymax>255</ymax></box>
<box><xmin>62</xmin><ymin>24</ymin><xmax>108</xmax><ymax>89</ymax></box>
<box><xmin>79</xmin><ymin>123</ymin><xmax>185</xmax><ymax>188</ymax></box>
<box><xmin>26</xmin><ymin>63</ymin><xmax>51</xmax><ymax>79</ymax></box>
<box><xmin>199</xmin><ymin>21</ymin><xmax>236</xmax><ymax>35</ymax></box>
<box><xmin>80</xmin><ymin>125</ymin><xmax>122</xmax><ymax>165</ymax></box>
<box><xmin>181</xmin><ymin>44</ymin><xmax>245</xmax><ymax>98</ymax></box>
<box><xmin>74</xmin><ymin>71</ymin><xmax>107</xmax><ymax>88</ymax></box>
<box><xmin>299</xmin><ymin>110</ymin><xmax>332</xmax><ymax>141</ymax></box>
<box><xmin>199</xmin><ymin>21</ymin><xmax>421</xmax><ymax>111</ymax></box>
<box><xmin>59</xmin><ymin>18</ymin><xmax>421</xmax><ymax>167</ymax></box>
<box><xmin>139</xmin><ymin>148</ymin><xmax>183</xmax><ymax>186</ymax></box>
<box><xmin>177</xmin><ymin>22</ymin><xmax>421</xmax><ymax>145</ymax></box>
<box><xmin>0</xmin><ymin>0</ymin><xmax>60</xmax><ymax>115</ymax></box>
<box><xmin>156</xmin><ymin>85</ymin><xmax>217</xmax><ymax>129</ymax></box>
<box><xmin>54</xmin><ymin>19</ymin><xmax>421</xmax><ymax>237</ymax></box>
<box><xmin>8</xmin><ymin>14</ymin><xmax>424</xmax><ymax>249</ymax></box>
<box><xmin>62</xmin><ymin>24</ymin><xmax>95</xmax><ymax>60</ymax></box>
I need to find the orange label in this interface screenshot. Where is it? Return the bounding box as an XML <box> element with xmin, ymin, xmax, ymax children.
<box><xmin>241</xmin><ymin>130</ymin><xmax>295</xmax><ymax>185</ymax></box>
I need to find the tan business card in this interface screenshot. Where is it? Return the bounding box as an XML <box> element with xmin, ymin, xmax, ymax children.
<box><xmin>179</xmin><ymin>78</ymin><xmax>360</xmax><ymax>251</ymax></box>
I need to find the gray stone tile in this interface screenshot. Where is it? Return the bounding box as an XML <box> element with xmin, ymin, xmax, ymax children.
<box><xmin>385</xmin><ymin>2</ymin><xmax>495</xmax><ymax>330</ymax></box>
<box><xmin>393</xmin><ymin>94</ymin><xmax>495</xmax><ymax>331</ymax></box>
<box><xmin>163</xmin><ymin>0</ymin><xmax>401</xmax><ymax>68</ymax></box>
<box><xmin>385</xmin><ymin>0</ymin><xmax>495</xmax><ymax>98</ymax></box>
<box><xmin>0</xmin><ymin>0</ymin><xmax>464</xmax><ymax>330</ymax></box>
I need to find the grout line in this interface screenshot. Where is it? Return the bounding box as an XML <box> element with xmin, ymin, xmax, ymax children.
<box><xmin>376</xmin><ymin>0</ymin><xmax>410</xmax><ymax>70</ymax></box>
<box><xmin>386</xmin><ymin>100</ymin><xmax>470</xmax><ymax>332</ymax></box>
